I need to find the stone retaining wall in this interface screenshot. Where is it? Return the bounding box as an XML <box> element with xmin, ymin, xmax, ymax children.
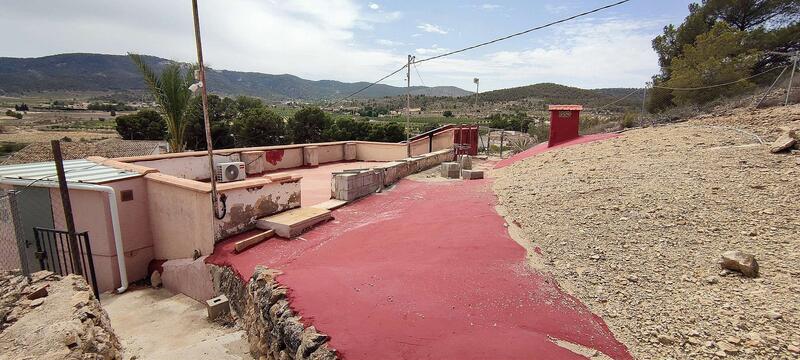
<box><xmin>211</xmin><ymin>265</ymin><xmax>337</xmax><ymax>360</ymax></box>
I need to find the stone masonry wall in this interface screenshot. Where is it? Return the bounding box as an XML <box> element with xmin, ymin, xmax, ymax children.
<box><xmin>211</xmin><ymin>265</ymin><xmax>337</xmax><ymax>360</ymax></box>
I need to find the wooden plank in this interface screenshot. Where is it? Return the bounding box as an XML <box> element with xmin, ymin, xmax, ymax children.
<box><xmin>256</xmin><ymin>207</ymin><xmax>332</xmax><ymax>238</ymax></box>
<box><xmin>311</xmin><ymin>199</ymin><xmax>348</xmax><ymax>210</ymax></box>
<box><xmin>233</xmin><ymin>230</ymin><xmax>274</xmax><ymax>253</ymax></box>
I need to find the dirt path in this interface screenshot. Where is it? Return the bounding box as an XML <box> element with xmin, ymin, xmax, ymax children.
<box><xmin>102</xmin><ymin>287</ymin><xmax>252</xmax><ymax>360</ymax></box>
<box><xmin>493</xmin><ymin>105</ymin><xmax>800</xmax><ymax>359</ymax></box>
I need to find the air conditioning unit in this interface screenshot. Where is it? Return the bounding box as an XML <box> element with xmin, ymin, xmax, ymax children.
<box><xmin>215</xmin><ymin>162</ymin><xmax>246</xmax><ymax>183</ymax></box>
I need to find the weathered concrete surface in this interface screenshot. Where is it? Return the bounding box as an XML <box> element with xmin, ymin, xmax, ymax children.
<box><xmin>102</xmin><ymin>287</ymin><xmax>252</xmax><ymax>360</ymax></box>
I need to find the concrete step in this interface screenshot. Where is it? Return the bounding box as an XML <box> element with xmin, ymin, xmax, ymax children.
<box><xmin>256</xmin><ymin>207</ymin><xmax>332</xmax><ymax>238</ymax></box>
<box><xmin>233</xmin><ymin>229</ymin><xmax>274</xmax><ymax>253</ymax></box>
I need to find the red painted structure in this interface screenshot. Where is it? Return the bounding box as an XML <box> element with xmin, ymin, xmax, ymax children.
<box><xmin>495</xmin><ymin>132</ymin><xmax>619</xmax><ymax>169</ymax></box>
<box><xmin>207</xmin><ymin>176</ymin><xmax>632</xmax><ymax>359</ymax></box>
<box><xmin>548</xmin><ymin>105</ymin><xmax>583</xmax><ymax>147</ymax></box>
<box><xmin>453</xmin><ymin>124</ymin><xmax>479</xmax><ymax>156</ymax></box>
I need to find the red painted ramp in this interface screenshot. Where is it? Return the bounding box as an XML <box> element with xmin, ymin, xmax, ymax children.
<box><xmin>209</xmin><ymin>179</ymin><xmax>631</xmax><ymax>359</ymax></box>
<box><xmin>495</xmin><ymin>133</ymin><xmax>619</xmax><ymax>169</ymax></box>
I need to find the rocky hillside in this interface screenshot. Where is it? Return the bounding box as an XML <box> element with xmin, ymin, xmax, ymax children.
<box><xmin>494</xmin><ymin>105</ymin><xmax>800</xmax><ymax>359</ymax></box>
<box><xmin>0</xmin><ymin>270</ymin><xmax>122</xmax><ymax>358</ymax></box>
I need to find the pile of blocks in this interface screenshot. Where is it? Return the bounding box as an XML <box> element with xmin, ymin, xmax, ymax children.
<box><xmin>440</xmin><ymin>155</ymin><xmax>484</xmax><ymax>180</ymax></box>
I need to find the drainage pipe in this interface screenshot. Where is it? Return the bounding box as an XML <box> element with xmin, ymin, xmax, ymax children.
<box><xmin>0</xmin><ymin>178</ymin><xmax>129</xmax><ymax>293</ymax></box>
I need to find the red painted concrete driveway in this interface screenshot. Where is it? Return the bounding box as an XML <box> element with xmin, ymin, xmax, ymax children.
<box><xmin>495</xmin><ymin>133</ymin><xmax>619</xmax><ymax>169</ymax></box>
<box><xmin>209</xmin><ymin>178</ymin><xmax>631</xmax><ymax>359</ymax></box>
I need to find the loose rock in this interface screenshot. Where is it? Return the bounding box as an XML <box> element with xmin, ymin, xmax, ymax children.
<box><xmin>719</xmin><ymin>251</ymin><xmax>759</xmax><ymax>277</ymax></box>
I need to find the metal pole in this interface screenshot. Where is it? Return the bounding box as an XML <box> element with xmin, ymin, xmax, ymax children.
<box><xmin>499</xmin><ymin>129</ymin><xmax>505</xmax><ymax>159</ymax></box>
<box><xmin>755</xmin><ymin>66</ymin><xmax>788</xmax><ymax>109</ymax></box>
<box><xmin>785</xmin><ymin>52</ymin><xmax>798</xmax><ymax>106</ymax></box>
<box><xmin>405</xmin><ymin>54</ymin><xmax>413</xmax><ymax>157</ymax></box>
<box><xmin>51</xmin><ymin>140</ymin><xmax>83</xmax><ymax>276</ymax></box>
<box><xmin>192</xmin><ymin>0</ymin><xmax>222</xmax><ymax>219</ymax></box>
<box><xmin>640</xmin><ymin>82</ymin><xmax>648</xmax><ymax>127</ymax></box>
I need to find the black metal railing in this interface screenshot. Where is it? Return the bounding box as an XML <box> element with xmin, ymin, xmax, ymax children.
<box><xmin>33</xmin><ymin>227</ymin><xmax>99</xmax><ymax>299</ymax></box>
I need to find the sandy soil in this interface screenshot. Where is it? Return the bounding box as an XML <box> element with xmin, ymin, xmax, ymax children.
<box><xmin>493</xmin><ymin>105</ymin><xmax>800</xmax><ymax>359</ymax></box>
<box><xmin>102</xmin><ymin>287</ymin><xmax>252</xmax><ymax>360</ymax></box>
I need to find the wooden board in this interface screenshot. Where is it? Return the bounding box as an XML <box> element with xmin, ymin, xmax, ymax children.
<box><xmin>256</xmin><ymin>207</ymin><xmax>332</xmax><ymax>238</ymax></box>
<box><xmin>311</xmin><ymin>199</ymin><xmax>348</xmax><ymax>210</ymax></box>
<box><xmin>233</xmin><ymin>229</ymin><xmax>274</xmax><ymax>253</ymax></box>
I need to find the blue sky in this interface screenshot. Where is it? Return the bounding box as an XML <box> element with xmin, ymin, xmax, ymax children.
<box><xmin>2</xmin><ymin>0</ymin><xmax>695</xmax><ymax>90</ymax></box>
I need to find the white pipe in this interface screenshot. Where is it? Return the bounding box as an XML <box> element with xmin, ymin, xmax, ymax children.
<box><xmin>1</xmin><ymin>178</ymin><xmax>128</xmax><ymax>293</ymax></box>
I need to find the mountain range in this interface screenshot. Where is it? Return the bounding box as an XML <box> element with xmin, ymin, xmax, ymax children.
<box><xmin>0</xmin><ymin>53</ymin><xmax>471</xmax><ymax>100</ymax></box>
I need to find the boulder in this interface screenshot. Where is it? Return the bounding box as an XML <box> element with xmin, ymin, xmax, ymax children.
<box><xmin>719</xmin><ymin>251</ymin><xmax>759</xmax><ymax>277</ymax></box>
<box><xmin>769</xmin><ymin>131</ymin><xmax>796</xmax><ymax>153</ymax></box>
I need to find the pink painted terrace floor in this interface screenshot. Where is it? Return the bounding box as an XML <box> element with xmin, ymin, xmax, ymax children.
<box><xmin>208</xmin><ymin>133</ymin><xmax>628</xmax><ymax>359</ymax></box>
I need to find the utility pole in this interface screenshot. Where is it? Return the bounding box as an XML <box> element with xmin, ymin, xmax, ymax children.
<box><xmin>405</xmin><ymin>54</ymin><xmax>414</xmax><ymax>157</ymax></box>
<box><xmin>640</xmin><ymin>81</ymin><xmax>649</xmax><ymax>127</ymax></box>
<box><xmin>785</xmin><ymin>51</ymin><xmax>798</xmax><ymax>106</ymax></box>
<box><xmin>768</xmin><ymin>50</ymin><xmax>799</xmax><ymax>106</ymax></box>
<box><xmin>192</xmin><ymin>0</ymin><xmax>223</xmax><ymax>220</ymax></box>
<box><xmin>51</xmin><ymin>140</ymin><xmax>83</xmax><ymax>276</ymax></box>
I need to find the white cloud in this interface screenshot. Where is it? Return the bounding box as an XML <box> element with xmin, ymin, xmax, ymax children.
<box><xmin>415</xmin><ymin>45</ymin><xmax>449</xmax><ymax>55</ymax></box>
<box><xmin>481</xmin><ymin>4</ymin><xmax>501</xmax><ymax>10</ymax></box>
<box><xmin>417</xmin><ymin>23</ymin><xmax>448</xmax><ymax>34</ymax></box>
<box><xmin>376</xmin><ymin>39</ymin><xmax>403</xmax><ymax>47</ymax></box>
<box><xmin>368</xmin><ymin>3</ymin><xmax>379</xmax><ymax>10</ymax></box>
<box><xmin>409</xmin><ymin>18</ymin><xmax>663</xmax><ymax>90</ymax></box>
<box><xmin>0</xmin><ymin>0</ymin><xmax>403</xmax><ymax>83</ymax></box>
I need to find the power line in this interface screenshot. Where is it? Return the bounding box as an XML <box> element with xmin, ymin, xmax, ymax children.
<box><xmin>652</xmin><ymin>67</ymin><xmax>784</xmax><ymax>91</ymax></box>
<box><xmin>337</xmin><ymin>64</ymin><xmax>408</xmax><ymax>102</ymax></box>
<box><xmin>334</xmin><ymin>0</ymin><xmax>633</xmax><ymax>103</ymax></box>
<box><xmin>414</xmin><ymin>0</ymin><xmax>633</xmax><ymax>64</ymax></box>
<box><xmin>413</xmin><ymin>62</ymin><xmax>426</xmax><ymax>87</ymax></box>
<box><xmin>595</xmin><ymin>88</ymin><xmax>642</xmax><ymax>110</ymax></box>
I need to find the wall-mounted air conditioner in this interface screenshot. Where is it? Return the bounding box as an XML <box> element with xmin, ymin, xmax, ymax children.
<box><xmin>215</xmin><ymin>162</ymin><xmax>246</xmax><ymax>183</ymax></box>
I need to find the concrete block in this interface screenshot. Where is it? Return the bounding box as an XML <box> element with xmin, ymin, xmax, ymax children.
<box><xmin>441</xmin><ymin>162</ymin><xmax>461</xmax><ymax>178</ymax></box>
<box><xmin>461</xmin><ymin>169</ymin><xmax>484</xmax><ymax>180</ymax></box>
<box><xmin>206</xmin><ymin>294</ymin><xmax>230</xmax><ymax>320</ymax></box>
<box><xmin>457</xmin><ymin>155</ymin><xmax>473</xmax><ymax>170</ymax></box>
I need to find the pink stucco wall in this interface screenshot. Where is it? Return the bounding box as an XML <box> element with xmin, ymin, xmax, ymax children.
<box><xmin>48</xmin><ymin>177</ymin><xmax>154</xmax><ymax>293</ymax></box>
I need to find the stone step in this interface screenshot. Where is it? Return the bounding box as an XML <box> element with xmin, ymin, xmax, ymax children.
<box><xmin>311</xmin><ymin>199</ymin><xmax>348</xmax><ymax>210</ymax></box>
<box><xmin>256</xmin><ymin>207</ymin><xmax>332</xmax><ymax>238</ymax></box>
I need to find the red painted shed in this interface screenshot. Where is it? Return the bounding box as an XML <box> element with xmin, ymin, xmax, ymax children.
<box><xmin>548</xmin><ymin>105</ymin><xmax>582</xmax><ymax>147</ymax></box>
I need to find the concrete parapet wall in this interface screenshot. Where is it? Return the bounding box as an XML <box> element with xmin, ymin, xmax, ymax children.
<box><xmin>331</xmin><ymin>149</ymin><xmax>454</xmax><ymax>202</ymax></box>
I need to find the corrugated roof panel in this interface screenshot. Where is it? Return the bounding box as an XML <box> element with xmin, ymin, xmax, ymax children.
<box><xmin>0</xmin><ymin>159</ymin><xmax>141</xmax><ymax>184</ymax></box>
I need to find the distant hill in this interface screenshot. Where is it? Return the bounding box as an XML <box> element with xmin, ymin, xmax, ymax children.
<box><xmin>471</xmin><ymin>83</ymin><xmax>642</xmax><ymax>108</ymax></box>
<box><xmin>0</xmin><ymin>53</ymin><xmax>471</xmax><ymax>100</ymax></box>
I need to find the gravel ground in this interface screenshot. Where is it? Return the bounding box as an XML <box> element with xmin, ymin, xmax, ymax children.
<box><xmin>493</xmin><ymin>105</ymin><xmax>800</xmax><ymax>359</ymax></box>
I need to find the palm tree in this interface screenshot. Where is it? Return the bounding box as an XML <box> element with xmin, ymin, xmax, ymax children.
<box><xmin>128</xmin><ymin>53</ymin><xmax>196</xmax><ymax>152</ymax></box>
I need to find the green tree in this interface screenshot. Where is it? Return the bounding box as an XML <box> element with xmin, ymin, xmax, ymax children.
<box><xmin>232</xmin><ymin>107</ymin><xmax>286</xmax><ymax>147</ymax></box>
<box><xmin>666</xmin><ymin>22</ymin><xmax>761</xmax><ymax>105</ymax></box>
<box><xmin>324</xmin><ymin>117</ymin><xmax>371</xmax><ymax>141</ymax></box>
<box><xmin>235</xmin><ymin>96</ymin><xmax>263</xmax><ymax>113</ymax></box>
<box><xmin>442</xmin><ymin>110</ymin><xmax>454</xmax><ymax>117</ymax></box>
<box><xmin>184</xmin><ymin>95</ymin><xmax>236</xmax><ymax>150</ymax></box>
<box><xmin>288</xmin><ymin>107</ymin><xmax>331</xmax><ymax>143</ymax></box>
<box><xmin>128</xmin><ymin>53</ymin><xmax>196</xmax><ymax>152</ymax></box>
<box><xmin>115</xmin><ymin>109</ymin><xmax>167</xmax><ymax>140</ymax></box>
